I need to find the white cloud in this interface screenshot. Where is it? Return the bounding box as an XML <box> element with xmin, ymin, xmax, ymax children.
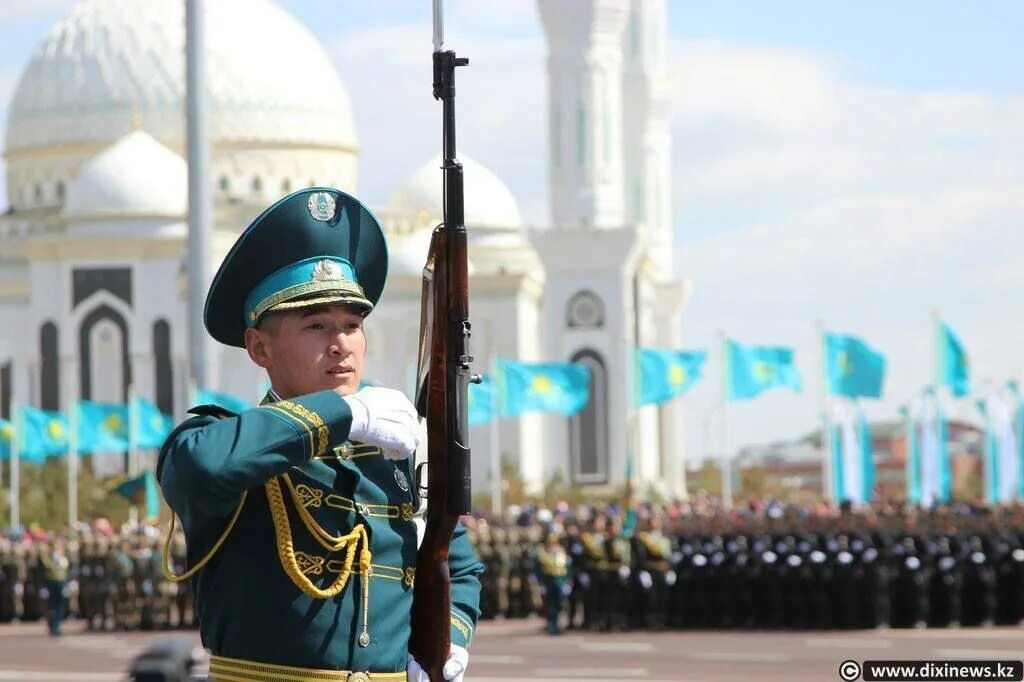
<box><xmin>670</xmin><ymin>41</ymin><xmax>1024</xmax><ymax>456</ymax></box>
<box><xmin>326</xmin><ymin>9</ymin><xmax>546</xmax><ymax>225</ymax></box>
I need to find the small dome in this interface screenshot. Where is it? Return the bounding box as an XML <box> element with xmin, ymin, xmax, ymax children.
<box><xmin>66</xmin><ymin>131</ymin><xmax>187</xmax><ymax>218</ymax></box>
<box><xmin>389</xmin><ymin>154</ymin><xmax>521</xmax><ymax>232</ymax></box>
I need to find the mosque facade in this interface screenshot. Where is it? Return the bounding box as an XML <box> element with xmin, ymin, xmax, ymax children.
<box><xmin>0</xmin><ymin>0</ymin><xmax>690</xmax><ymax>496</ymax></box>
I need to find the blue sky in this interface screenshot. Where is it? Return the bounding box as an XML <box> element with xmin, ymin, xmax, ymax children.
<box><xmin>1</xmin><ymin>1</ymin><xmax>1022</xmax><ymax>462</ymax></box>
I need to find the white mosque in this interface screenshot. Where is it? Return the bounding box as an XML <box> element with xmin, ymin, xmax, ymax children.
<box><xmin>0</xmin><ymin>0</ymin><xmax>690</xmax><ymax>497</ymax></box>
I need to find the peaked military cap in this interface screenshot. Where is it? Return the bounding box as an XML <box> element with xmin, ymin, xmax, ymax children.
<box><xmin>205</xmin><ymin>188</ymin><xmax>388</xmax><ymax>348</ymax></box>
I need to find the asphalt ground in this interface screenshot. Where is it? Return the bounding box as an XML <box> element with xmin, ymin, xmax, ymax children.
<box><xmin>0</xmin><ymin>618</ymin><xmax>1022</xmax><ymax>681</ymax></box>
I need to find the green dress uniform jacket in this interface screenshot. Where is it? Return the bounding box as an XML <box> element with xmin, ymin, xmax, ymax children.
<box><xmin>158</xmin><ymin>389</ymin><xmax>483</xmax><ymax>679</ymax></box>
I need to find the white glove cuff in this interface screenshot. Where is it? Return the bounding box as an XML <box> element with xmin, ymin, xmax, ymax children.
<box><xmin>343</xmin><ymin>394</ymin><xmax>369</xmax><ymax>439</ymax></box>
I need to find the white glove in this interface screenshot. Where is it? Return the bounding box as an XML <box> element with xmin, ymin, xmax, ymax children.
<box><xmin>407</xmin><ymin>645</ymin><xmax>469</xmax><ymax>682</ymax></box>
<box><xmin>343</xmin><ymin>387</ymin><xmax>421</xmax><ymax>458</ymax></box>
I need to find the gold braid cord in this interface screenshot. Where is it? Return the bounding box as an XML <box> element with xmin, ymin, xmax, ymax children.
<box><xmin>266</xmin><ymin>475</ymin><xmax>371</xmax><ymax>601</ymax></box>
<box><xmin>162</xmin><ymin>492</ymin><xmax>248</xmax><ymax>583</ymax></box>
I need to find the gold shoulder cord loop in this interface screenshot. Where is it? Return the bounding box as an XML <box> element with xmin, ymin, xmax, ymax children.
<box><xmin>162</xmin><ymin>492</ymin><xmax>248</xmax><ymax>583</ymax></box>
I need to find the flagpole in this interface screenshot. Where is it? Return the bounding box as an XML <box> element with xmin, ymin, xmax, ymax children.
<box><xmin>719</xmin><ymin>331</ymin><xmax>732</xmax><ymax>509</ymax></box>
<box><xmin>10</xmin><ymin>399</ymin><xmax>19</xmax><ymax>531</ymax></box>
<box><xmin>489</xmin><ymin>352</ymin><xmax>501</xmax><ymax>517</ymax></box>
<box><xmin>68</xmin><ymin>394</ymin><xmax>78</xmax><ymax>529</ymax></box>
<box><xmin>128</xmin><ymin>384</ymin><xmax>140</xmax><ymax>525</ymax></box>
<box><xmin>817</xmin><ymin>320</ymin><xmax>832</xmax><ymax>502</ymax></box>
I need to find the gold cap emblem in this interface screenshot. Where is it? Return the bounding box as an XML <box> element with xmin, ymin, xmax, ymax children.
<box><xmin>307</xmin><ymin>191</ymin><xmax>336</xmax><ymax>221</ymax></box>
<box><xmin>311</xmin><ymin>259</ymin><xmax>343</xmax><ymax>282</ymax></box>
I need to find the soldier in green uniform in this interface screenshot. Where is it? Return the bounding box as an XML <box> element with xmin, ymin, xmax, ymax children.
<box><xmin>158</xmin><ymin>188</ymin><xmax>482</xmax><ymax>682</ymax></box>
<box><xmin>39</xmin><ymin>539</ymin><xmax>70</xmax><ymax>636</ymax></box>
<box><xmin>535</xmin><ymin>529</ymin><xmax>570</xmax><ymax>635</ymax></box>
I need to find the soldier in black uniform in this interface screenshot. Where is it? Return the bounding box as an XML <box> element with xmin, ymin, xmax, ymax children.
<box><xmin>579</xmin><ymin>514</ymin><xmax>608</xmax><ymax>631</ymax></box>
<box><xmin>631</xmin><ymin>514</ymin><xmax>673</xmax><ymax>631</ymax></box>
<box><xmin>605</xmin><ymin>515</ymin><xmax>632</xmax><ymax>632</ymax></box>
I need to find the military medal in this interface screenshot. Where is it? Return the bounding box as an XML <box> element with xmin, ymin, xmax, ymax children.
<box><xmin>394</xmin><ymin>467</ymin><xmax>409</xmax><ymax>492</ymax></box>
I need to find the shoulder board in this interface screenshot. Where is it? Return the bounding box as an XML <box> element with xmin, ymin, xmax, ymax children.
<box><xmin>187</xmin><ymin>404</ymin><xmax>238</xmax><ymax>420</ymax></box>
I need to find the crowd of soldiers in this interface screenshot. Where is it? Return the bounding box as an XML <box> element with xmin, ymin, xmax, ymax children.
<box><xmin>0</xmin><ymin>521</ymin><xmax>194</xmax><ymax>633</ymax></box>
<box><xmin>466</xmin><ymin>495</ymin><xmax>1024</xmax><ymax>634</ymax></box>
<box><xmin>4</xmin><ymin>496</ymin><xmax>1024</xmax><ymax>637</ymax></box>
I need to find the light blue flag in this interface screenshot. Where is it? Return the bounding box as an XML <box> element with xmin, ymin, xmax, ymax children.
<box><xmin>20</xmin><ymin>406</ymin><xmax>70</xmax><ymax>461</ymax></box>
<box><xmin>498</xmin><ymin>359</ymin><xmax>590</xmax><ymax>418</ymax></box>
<box><xmin>1014</xmin><ymin>382</ymin><xmax>1024</xmax><ymax>501</ymax></box>
<box><xmin>468</xmin><ymin>376</ymin><xmax>495</xmax><ymax>426</ymax></box>
<box><xmin>726</xmin><ymin>340</ymin><xmax>802</xmax><ymax>401</ymax></box>
<box><xmin>860</xmin><ymin>409</ymin><xmax>875</xmax><ymax>502</ymax></box>
<box><xmin>134</xmin><ymin>397</ymin><xmax>174</xmax><ymax>449</ymax></box>
<box><xmin>918</xmin><ymin>390</ymin><xmax>951</xmax><ymax>506</ymax></box>
<box><xmin>634</xmin><ymin>348</ymin><xmax>706</xmax><ymax>407</ymax></box>
<box><xmin>830</xmin><ymin>403</ymin><xmax>874</xmax><ymax>504</ymax></box>
<box><xmin>0</xmin><ymin>418</ymin><xmax>11</xmax><ymax>460</ymax></box>
<box><xmin>939</xmin><ymin>322</ymin><xmax>969</xmax><ymax>397</ymax></box>
<box><xmin>77</xmin><ymin>401</ymin><xmax>129</xmax><ymax>453</ymax></box>
<box><xmin>196</xmin><ymin>389</ymin><xmax>251</xmax><ymax>413</ymax></box>
<box><xmin>899</xmin><ymin>405</ymin><xmax>921</xmax><ymax>504</ymax></box>
<box><xmin>825</xmin><ymin>333</ymin><xmax>886</xmax><ymax>399</ymax></box>
<box><xmin>113</xmin><ymin>469</ymin><xmax>161</xmax><ymax>520</ymax></box>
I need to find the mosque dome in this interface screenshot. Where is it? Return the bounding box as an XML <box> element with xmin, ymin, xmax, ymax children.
<box><xmin>5</xmin><ymin>0</ymin><xmax>357</xmax><ymax>154</ymax></box>
<box><xmin>4</xmin><ymin>0</ymin><xmax>359</xmax><ymax>212</ymax></box>
<box><xmin>389</xmin><ymin>154</ymin><xmax>522</xmax><ymax>233</ymax></box>
<box><xmin>66</xmin><ymin>130</ymin><xmax>187</xmax><ymax>219</ymax></box>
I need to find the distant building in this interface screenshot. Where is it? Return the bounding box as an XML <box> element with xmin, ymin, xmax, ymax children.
<box><xmin>0</xmin><ymin>0</ymin><xmax>690</xmax><ymax>495</ymax></box>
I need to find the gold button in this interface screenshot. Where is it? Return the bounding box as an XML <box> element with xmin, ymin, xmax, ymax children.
<box><xmin>349</xmin><ymin>673</ymin><xmax>370</xmax><ymax>682</ymax></box>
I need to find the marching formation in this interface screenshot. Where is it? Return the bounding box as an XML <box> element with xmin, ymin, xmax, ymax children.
<box><xmin>468</xmin><ymin>496</ymin><xmax>1024</xmax><ymax>634</ymax></box>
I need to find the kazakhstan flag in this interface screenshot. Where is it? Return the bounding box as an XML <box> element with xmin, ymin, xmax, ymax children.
<box><xmin>20</xmin><ymin>406</ymin><xmax>70</xmax><ymax>461</ymax></box>
<box><xmin>498</xmin><ymin>359</ymin><xmax>590</xmax><ymax>417</ymax></box>
<box><xmin>634</xmin><ymin>347</ymin><xmax>706</xmax><ymax>406</ymax></box>
<box><xmin>134</xmin><ymin>397</ymin><xmax>174</xmax><ymax>449</ymax></box>
<box><xmin>468</xmin><ymin>376</ymin><xmax>495</xmax><ymax>426</ymax></box>
<box><xmin>0</xmin><ymin>418</ymin><xmax>11</xmax><ymax>460</ymax></box>
<box><xmin>196</xmin><ymin>389</ymin><xmax>251</xmax><ymax>413</ymax></box>
<box><xmin>939</xmin><ymin>322</ymin><xmax>969</xmax><ymax>397</ymax></box>
<box><xmin>77</xmin><ymin>401</ymin><xmax>129</xmax><ymax>452</ymax></box>
<box><xmin>726</xmin><ymin>340</ymin><xmax>802</xmax><ymax>401</ymax></box>
<box><xmin>112</xmin><ymin>469</ymin><xmax>162</xmax><ymax>520</ymax></box>
<box><xmin>825</xmin><ymin>333</ymin><xmax>886</xmax><ymax>398</ymax></box>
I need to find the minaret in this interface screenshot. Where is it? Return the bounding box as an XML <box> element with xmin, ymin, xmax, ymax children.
<box><xmin>538</xmin><ymin>0</ymin><xmax>629</xmax><ymax>228</ymax></box>
<box><xmin>622</xmin><ymin>0</ymin><xmax>673</xmax><ymax>275</ymax></box>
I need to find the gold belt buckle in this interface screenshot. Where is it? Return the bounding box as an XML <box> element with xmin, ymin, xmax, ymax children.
<box><xmin>349</xmin><ymin>673</ymin><xmax>371</xmax><ymax>682</ymax></box>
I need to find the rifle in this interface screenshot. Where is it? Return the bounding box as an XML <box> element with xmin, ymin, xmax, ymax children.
<box><xmin>409</xmin><ymin>1</ymin><xmax>474</xmax><ymax>680</ymax></box>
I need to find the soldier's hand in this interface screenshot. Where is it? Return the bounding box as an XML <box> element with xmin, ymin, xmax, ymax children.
<box><xmin>407</xmin><ymin>645</ymin><xmax>469</xmax><ymax>682</ymax></box>
<box><xmin>341</xmin><ymin>386</ymin><xmax>422</xmax><ymax>457</ymax></box>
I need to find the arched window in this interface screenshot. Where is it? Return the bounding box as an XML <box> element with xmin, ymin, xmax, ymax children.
<box><xmin>281</xmin><ymin>178</ymin><xmax>292</xmax><ymax>194</ymax></box>
<box><xmin>56</xmin><ymin>181</ymin><xmax>66</xmax><ymax>202</ymax></box>
<box><xmin>33</xmin><ymin>183</ymin><xmax>42</xmax><ymax>203</ymax></box>
<box><xmin>252</xmin><ymin>176</ymin><xmax>263</xmax><ymax>194</ymax></box>
<box><xmin>39</xmin><ymin>321</ymin><xmax>59</xmax><ymax>410</ymax></box>
<box><xmin>218</xmin><ymin>176</ymin><xmax>230</xmax><ymax>192</ymax></box>
<box><xmin>79</xmin><ymin>305</ymin><xmax>131</xmax><ymax>402</ymax></box>
<box><xmin>153</xmin><ymin>320</ymin><xmax>173</xmax><ymax>414</ymax></box>
<box><xmin>569</xmin><ymin>349</ymin><xmax>608</xmax><ymax>484</ymax></box>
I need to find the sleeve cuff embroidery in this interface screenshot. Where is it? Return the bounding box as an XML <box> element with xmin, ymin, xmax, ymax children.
<box><xmin>450</xmin><ymin>608</ymin><xmax>474</xmax><ymax>645</ymax></box>
<box><xmin>259</xmin><ymin>401</ymin><xmax>329</xmax><ymax>460</ymax></box>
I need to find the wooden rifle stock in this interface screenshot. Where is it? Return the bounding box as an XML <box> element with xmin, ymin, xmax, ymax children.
<box><xmin>409</xmin><ymin>38</ymin><xmax>471</xmax><ymax>682</ymax></box>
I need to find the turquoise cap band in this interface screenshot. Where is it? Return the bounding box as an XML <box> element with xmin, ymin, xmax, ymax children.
<box><xmin>243</xmin><ymin>256</ymin><xmax>368</xmax><ymax>327</ymax></box>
